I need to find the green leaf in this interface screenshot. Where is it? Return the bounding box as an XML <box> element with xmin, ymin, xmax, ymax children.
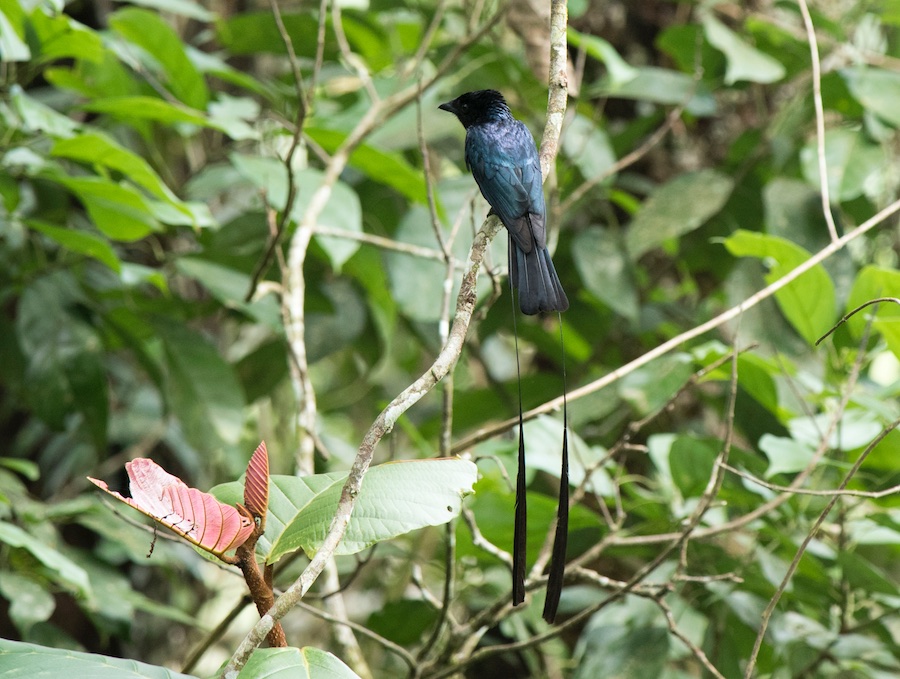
<box><xmin>306</xmin><ymin>128</ymin><xmax>431</xmax><ymax>206</ymax></box>
<box><xmin>845</xmin><ymin>266</ymin><xmax>900</xmax><ymax>344</ymax></box>
<box><xmin>0</xmin><ymin>573</ymin><xmax>55</xmax><ymax>634</ymax></box>
<box><xmin>669</xmin><ymin>437</ymin><xmax>719</xmax><ymax>497</ymax></box>
<box><xmin>109</xmin><ymin>8</ymin><xmax>208</xmax><ymax>110</ymax></box>
<box><xmin>724</xmin><ymin>230</ymin><xmax>836</xmax><ymax>345</ymax></box>
<box><xmin>10</xmin><ymin>84</ymin><xmax>78</xmax><ymax>138</ymax></box>
<box><xmin>57</xmin><ymin>176</ymin><xmax>160</xmax><ymax>241</ymax></box>
<box><xmin>0</xmin><ymin>6</ymin><xmax>30</xmax><ymax>61</ymax></box>
<box><xmin>702</xmin><ymin>13</ymin><xmax>785</xmax><ymax>84</ymax></box>
<box><xmin>0</xmin><ymin>522</ymin><xmax>92</xmax><ymax>598</ymax></box>
<box><xmin>52</xmin><ymin>133</ymin><xmax>178</xmax><ymax>203</ymax></box>
<box><xmin>572</xmin><ymin>227</ymin><xmax>639</xmax><ymax>321</ymax></box>
<box><xmin>82</xmin><ymin>96</ymin><xmax>209</xmax><ymax>128</ymax></box>
<box><xmin>27</xmin><ymin>220</ymin><xmax>121</xmax><ymax>272</ymax></box>
<box><xmin>567</xmin><ymin>28</ymin><xmax>638</xmax><ymax>86</ymax></box>
<box><xmin>799</xmin><ymin>128</ymin><xmax>885</xmax><ymax>202</ymax></box>
<box><xmin>760</xmin><ymin>434</ymin><xmax>815</xmax><ymax>477</ymax></box>
<box><xmin>230</xmin><ymin>153</ymin><xmax>289</xmax><ymax>209</ymax></box>
<box><xmin>574</xmin><ymin>624</ymin><xmax>669</xmax><ymax>679</ymax></box>
<box><xmin>237</xmin><ymin>647</ymin><xmax>360</xmax><ymax>679</ymax></box>
<box><xmin>28</xmin><ymin>6</ymin><xmax>104</xmax><ymax>65</ymax></box>
<box><xmin>16</xmin><ymin>273</ymin><xmax>108</xmax><ymax>447</ymax></box>
<box><xmin>561</xmin><ymin>114</ymin><xmax>617</xmax><ymax>182</ymax></box>
<box><xmin>0</xmin><ymin>639</ymin><xmax>196</xmax><ymax>679</ymax></box>
<box><xmin>592</xmin><ymin>66</ymin><xmax>717</xmax><ymax>116</ymax></box>
<box><xmin>175</xmin><ymin>257</ymin><xmax>282</xmax><ymax>329</ymax></box>
<box><xmin>213</xmin><ymin>458</ymin><xmax>477</xmax><ymax>563</ymax></box>
<box><xmin>303</xmin><ymin>173</ymin><xmax>362</xmax><ymax>272</ymax></box>
<box><xmin>156</xmin><ymin>323</ymin><xmax>246</xmax><ymax>448</ymax></box>
<box><xmin>123</xmin><ymin>0</ymin><xmax>213</xmax><ymax>21</ymax></box>
<box><xmin>842</xmin><ymin>66</ymin><xmax>900</xmax><ymax>128</ymax></box>
<box><xmin>626</xmin><ymin>169</ymin><xmax>733</xmax><ymax>259</ymax></box>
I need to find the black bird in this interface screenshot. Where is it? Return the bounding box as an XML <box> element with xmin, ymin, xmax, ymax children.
<box><xmin>439</xmin><ymin>90</ymin><xmax>568</xmax><ymax>315</ymax></box>
<box><xmin>440</xmin><ymin>89</ymin><xmax>570</xmax><ymax>624</ymax></box>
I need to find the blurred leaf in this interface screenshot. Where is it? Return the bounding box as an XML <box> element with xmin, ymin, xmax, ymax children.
<box><xmin>702</xmin><ymin>13</ymin><xmax>785</xmax><ymax>84</ymax></box>
<box><xmin>592</xmin><ymin>66</ymin><xmax>717</xmax><ymax>116</ymax></box>
<box><xmin>574</xmin><ymin>624</ymin><xmax>669</xmax><ymax>679</ymax></box>
<box><xmin>123</xmin><ymin>0</ymin><xmax>213</xmax><ymax>21</ymax></box>
<box><xmin>0</xmin><ymin>639</ymin><xmax>196</xmax><ymax>678</ymax></box>
<box><xmin>626</xmin><ymin>170</ymin><xmax>733</xmax><ymax>259</ymax></box>
<box><xmin>213</xmin><ymin>458</ymin><xmax>477</xmax><ymax>563</ymax></box>
<box><xmin>51</xmin><ymin>133</ymin><xmax>179</xmax><ymax>203</ymax></box>
<box><xmin>0</xmin><ymin>7</ymin><xmax>30</xmax><ymax>61</ymax></box>
<box><xmin>842</xmin><ymin>66</ymin><xmax>900</xmax><ymax>127</ymax></box>
<box><xmin>845</xmin><ymin>265</ymin><xmax>900</xmax><ymax>340</ymax></box>
<box><xmin>10</xmin><ymin>85</ymin><xmax>78</xmax><ymax>138</ymax></box>
<box><xmin>0</xmin><ymin>522</ymin><xmax>92</xmax><ymax>599</ymax></box>
<box><xmin>28</xmin><ymin>6</ymin><xmax>104</xmax><ymax>65</ymax></box>
<box><xmin>82</xmin><ymin>96</ymin><xmax>209</xmax><ymax>128</ymax></box>
<box><xmin>57</xmin><ymin>176</ymin><xmax>161</xmax><ymax>241</ymax></box>
<box><xmin>237</xmin><ymin>647</ymin><xmax>360</xmax><ymax>679</ymax></box>
<box><xmin>799</xmin><ymin>128</ymin><xmax>884</xmax><ymax>202</ymax></box>
<box><xmin>109</xmin><ymin>8</ymin><xmax>208</xmax><ymax>110</ymax></box>
<box><xmin>300</xmin><ymin>171</ymin><xmax>363</xmax><ymax>272</ymax></box>
<box><xmin>572</xmin><ymin>227</ymin><xmax>639</xmax><ymax>321</ymax></box>
<box><xmin>724</xmin><ymin>230</ymin><xmax>836</xmax><ymax>345</ymax></box>
<box><xmin>562</xmin><ymin>114</ymin><xmax>617</xmax><ymax>182</ymax></box>
<box><xmin>156</xmin><ymin>323</ymin><xmax>246</xmax><ymax>448</ymax></box>
<box><xmin>567</xmin><ymin>29</ymin><xmax>638</xmax><ymax>86</ymax></box>
<box><xmin>0</xmin><ymin>573</ymin><xmax>55</xmax><ymax>634</ymax></box>
<box><xmin>619</xmin><ymin>353</ymin><xmax>695</xmax><ymax>416</ymax></box>
<box><xmin>367</xmin><ymin>599</ymin><xmax>437</xmax><ymax>645</ymax></box>
<box><xmin>306</xmin><ymin>128</ymin><xmax>431</xmax><ymax>206</ymax></box>
<box><xmin>16</xmin><ymin>273</ymin><xmax>108</xmax><ymax>447</ymax></box>
<box><xmin>669</xmin><ymin>436</ymin><xmax>719</xmax><ymax>497</ymax></box>
<box><xmin>27</xmin><ymin>220</ymin><xmax>121</xmax><ymax>272</ymax></box>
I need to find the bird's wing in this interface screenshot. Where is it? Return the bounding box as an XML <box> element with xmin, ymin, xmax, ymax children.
<box><xmin>466</xmin><ymin>122</ymin><xmax>546</xmax><ymax>253</ymax></box>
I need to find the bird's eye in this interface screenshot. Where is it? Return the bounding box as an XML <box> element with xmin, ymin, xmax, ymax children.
<box><xmin>460</xmin><ymin>103</ymin><xmax>469</xmax><ymax>112</ymax></box>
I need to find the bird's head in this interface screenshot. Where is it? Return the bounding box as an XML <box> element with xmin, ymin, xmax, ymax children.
<box><xmin>438</xmin><ymin>90</ymin><xmax>511</xmax><ymax>128</ymax></box>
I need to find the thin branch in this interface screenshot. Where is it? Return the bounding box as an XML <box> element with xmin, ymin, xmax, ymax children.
<box><xmin>798</xmin><ymin>0</ymin><xmax>840</xmax><ymax>242</ymax></box>
<box><xmin>451</xmin><ymin>195</ymin><xmax>900</xmax><ymax>454</ymax></box>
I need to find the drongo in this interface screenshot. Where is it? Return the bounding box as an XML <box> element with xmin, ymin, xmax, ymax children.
<box><xmin>439</xmin><ymin>89</ymin><xmax>568</xmax><ymax>315</ymax></box>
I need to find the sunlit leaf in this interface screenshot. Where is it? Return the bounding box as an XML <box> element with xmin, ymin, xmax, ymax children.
<box><xmin>724</xmin><ymin>230</ymin><xmax>836</xmax><ymax>345</ymax></box>
<box><xmin>27</xmin><ymin>219</ymin><xmax>121</xmax><ymax>272</ymax></box>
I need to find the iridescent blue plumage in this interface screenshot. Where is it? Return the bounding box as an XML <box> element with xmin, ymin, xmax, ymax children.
<box><xmin>439</xmin><ymin>90</ymin><xmax>568</xmax><ymax>315</ymax></box>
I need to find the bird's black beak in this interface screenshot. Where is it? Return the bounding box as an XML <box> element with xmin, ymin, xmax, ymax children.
<box><xmin>438</xmin><ymin>101</ymin><xmax>455</xmax><ymax>114</ymax></box>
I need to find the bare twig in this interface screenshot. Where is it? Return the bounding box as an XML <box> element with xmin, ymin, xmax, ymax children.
<box><xmin>798</xmin><ymin>0</ymin><xmax>840</xmax><ymax>242</ymax></box>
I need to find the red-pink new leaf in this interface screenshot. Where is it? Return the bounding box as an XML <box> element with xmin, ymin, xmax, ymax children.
<box><xmin>88</xmin><ymin>459</ymin><xmax>253</xmax><ymax>557</ymax></box>
<box><xmin>244</xmin><ymin>441</ymin><xmax>269</xmax><ymax>520</ymax></box>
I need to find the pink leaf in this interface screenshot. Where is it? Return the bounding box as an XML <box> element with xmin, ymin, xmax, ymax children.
<box><xmin>244</xmin><ymin>441</ymin><xmax>269</xmax><ymax>519</ymax></box>
<box><xmin>88</xmin><ymin>459</ymin><xmax>253</xmax><ymax>557</ymax></box>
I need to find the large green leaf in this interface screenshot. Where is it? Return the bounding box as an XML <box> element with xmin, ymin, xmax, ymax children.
<box><xmin>27</xmin><ymin>5</ymin><xmax>104</xmax><ymax>65</ymax></box>
<box><xmin>561</xmin><ymin>114</ymin><xmax>618</xmax><ymax>182</ymax></box>
<box><xmin>109</xmin><ymin>8</ymin><xmax>208</xmax><ymax>110</ymax></box>
<box><xmin>237</xmin><ymin>647</ymin><xmax>360</xmax><ymax>679</ymax></box>
<box><xmin>0</xmin><ymin>639</ymin><xmax>196</xmax><ymax>679</ymax></box>
<box><xmin>572</xmin><ymin>227</ymin><xmax>638</xmax><ymax>321</ymax></box>
<box><xmin>724</xmin><ymin>230</ymin><xmax>836</xmax><ymax>345</ymax></box>
<box><xmin>626</xmin><ymin>170</ymin><xmax>733</xmax><ymax>259</ymax></box>
<box><xmin>156</xmin><ymin>323</ymin><xmax>246</xmax><ymax>448</ymax></box>
<box><xmin>845</xmin><ymin>266</ymin><xmax>900</xmax><ymax>358</ymax></box>
<box><xmin>213</xmin><ymin>458</ymin><xmax>477</xmax><ymax>563</ymax></box>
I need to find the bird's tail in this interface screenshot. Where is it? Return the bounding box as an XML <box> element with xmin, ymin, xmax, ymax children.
<box><xmin>510</xmin><ymin>241</ymin><xmax>569</xmax><ymax>315</ymax></box>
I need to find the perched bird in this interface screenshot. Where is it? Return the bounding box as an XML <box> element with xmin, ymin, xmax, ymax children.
<box><xmin>440</xmin><ymin>89</ymin><xmax>570</xmax><ymax>624</ymax></box>
<box><xmin>439</xmin><ymin>90</ymin><xmax>568</xmax><ymax>315</ymax></box>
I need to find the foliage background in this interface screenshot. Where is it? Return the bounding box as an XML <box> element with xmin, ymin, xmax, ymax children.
<box><xmin>1</xmin><ymin>0</ymin><xmax>900</xmax><ymax>677</ymax></box>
